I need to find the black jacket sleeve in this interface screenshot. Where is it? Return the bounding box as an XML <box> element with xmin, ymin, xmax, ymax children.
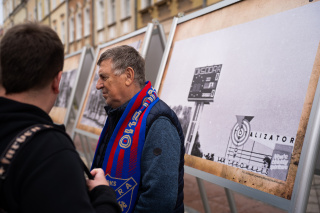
<box><xmin>5</xmin><ymin>131</ymin><xmax>121</xmax><ymax>213</ymax></box>
<box><xmin>89</xmin><ymin>185</ymin><xmax>122</xmax><ymax>213</ymax></box>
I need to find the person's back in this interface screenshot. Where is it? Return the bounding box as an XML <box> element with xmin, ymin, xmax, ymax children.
<box><xmin>0</xmin><ymin>23</ymin><xmax>121</xmax><ymax>213</ymax></box>
<box><xmin>0</xmin><ymin>99</ymin><xmax>98</xmax><ymax>212</ymax></box>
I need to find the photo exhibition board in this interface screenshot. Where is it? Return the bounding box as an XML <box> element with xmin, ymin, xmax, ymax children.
<box><xmin>157</xmin><ymin>0</ymin><xmax>320</xmax><ymax>204</ymax></box>
<box><xmin>75</xmin><ymin>32</ymin><xmax>146</xmax><ymax>136</ymax></box>
<box><xmin>49</xmin><ymin>49</ymin><xmax>83</xmax><ymax>124</ymax></box>
<box><xmin>144</xmin><ymin>24</ymin><xmax>167</xmax><ymax>87</ymax></box>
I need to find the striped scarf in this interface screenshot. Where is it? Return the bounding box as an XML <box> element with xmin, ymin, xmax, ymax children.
<box><xmin>93</xmin><ymin>81</ymin><xmax>158</xmax><ymax>213</ymax></box>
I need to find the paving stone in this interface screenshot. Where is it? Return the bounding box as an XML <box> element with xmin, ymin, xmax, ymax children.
<box><xmin>306</xmin><ymin>203</ymin><xmax>320</xmax><ymax>213</ymax></box>
<box><xmin>313</xmin><ymin>175</ymin><xmax>320</xmax><ymax>185</ymax></box>
<box><xmin>308</xmin><ymin>193</ymin><xmax>319</xmax><ymax>204</ymax></box>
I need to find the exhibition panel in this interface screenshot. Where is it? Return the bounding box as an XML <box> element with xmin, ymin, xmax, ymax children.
<box><xmin>49</xmin><ymin>47</ymin><xmax>94</xmax><ymax>126</ymax></box>
<box><xmin>155</xmin><ymin>0</ymin><xmax>320</xmax><ymax>211</ymax></box>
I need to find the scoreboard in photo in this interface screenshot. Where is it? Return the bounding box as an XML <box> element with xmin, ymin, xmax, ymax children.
<box><xmin>188</xmin><ymin>64</ymin><xmax>222</xmax><ymax>102</ymax></box>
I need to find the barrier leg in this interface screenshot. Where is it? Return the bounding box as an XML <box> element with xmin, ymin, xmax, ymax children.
<box><xmin>79</xmin><ymin>134</ymin><xmax>91</xmax><ymax>167</ymax></box>
<box><xmin>196</xmin><ymin>177</ymin><xmax>211</xmax><ymax>213</ymax></box>
<box><xmin>225</xmin><ymin>188</ymin><xmax>238</xmax><ymax>213</ymax></box>
<box><xmin>85</xmin><ymin>136</ymin><xmax>94</xmax><ymax>164</ymax></box>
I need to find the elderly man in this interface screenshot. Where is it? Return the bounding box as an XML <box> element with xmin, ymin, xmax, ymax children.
<box><xmin>91</xmin><ymin>45</ymin><xmax>185</xmax><ymax>213</ymax></box>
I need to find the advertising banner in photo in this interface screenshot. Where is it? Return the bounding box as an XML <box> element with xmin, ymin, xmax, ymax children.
<box><xmin>158</xmin><ymin>0</ymin><xmax>320</xmax><ymax>200</ymax></box>
<box><xmin>76</xmin><ymin>34</ymin><xmax>145</xmax><ymax>136</ymax></box>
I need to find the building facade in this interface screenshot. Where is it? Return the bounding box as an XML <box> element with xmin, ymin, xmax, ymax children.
<box><xmin>137</xmin><ymin>0</ymin><xmax>223</xmax><ymax>36</ymax></box>
<box><xmin>50</xmin><ymin>1</ymin><xmax>68</xmax><ymax>52</ymax></box>
<box><xmin>93</xmin><ymin>0</ymin><xmax>136</xmax><ymax>47</ymax></box>
<box><xmin>2</xmin><ymin>0</ymin><xmax>223</xmax><ymax>53</ymax></box>
<box><xmin>68</xmin><ymin>0</ymin><xmax>93</xmax><ymax>53</ymax></box>
<box><xmin>3</xmin><ymin>0</ymin><xmax>27</xmax><ymax>30</ymax></box>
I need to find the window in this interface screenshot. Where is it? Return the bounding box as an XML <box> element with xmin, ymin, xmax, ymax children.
<box><xmin>122</xmin><ymin>20</ymin><xmax>129</xmax><ymax>34</ymax></box>
<box><xmin>108</xmin><ymin>26</ymin><xmax>116</xmax><ymax>40</ymax></box>
<box><xmin>84</xmin><ymin>7</ymin><xmax>90</xmax><ymax>36</ymax></box>
<box><xmin>34</xmin><ymin>7</ymin><xmax>37</xmax><ymax>21</ymax></box>
<box><xmin>96</xmin><ymin>0</ymin><xmax>104</xmax><ymax>30</ymax></box>
<box><xmin>45</xmin><ymin>0</ymin><xmax>50</xmax><ymax>15</ymax></box>
<box><xmin>69</xmin><ymin>17</ymin><xmax>74</xmax><ymax>42</ymax></box>
<box><xmin>52</xmin><ymin>0</ymin><xmax>57</xmax><ymax>10</ymax></box>
<box><xmin>121</xmin><ymin>0</ymin><xmax>130</xmax><ymax>19</ymax></box>
<box><xmin>9</xmin><ymin>1</ymin><xmax>13</xmax><ymax>13</ymax></box>
<box><xmin>141</xmin><ymin>0</ymin><xmax>152</xmax><ymax>9</ymax></box>
<box><xmin>37</xmin><ymin>1</ymin><xmax>42</xmax><ymax>21</ymax></box>
<box><xmin>98</xmin><ymin>31</ymin><xmax>104</xmax><ymax>43</ymax></box>
<box><xmin>61</xmin><ymin>21</ymin><xmax>65</xmax><ymax>44</ymax></box>
<box><xmin>108</xmin><ymin>0</ymin><xmax>116</xmax><ymax>25</ymax></box>
<box><xmin>76</xmin><ymin>12</ymin><xmax>82</xmax><ymax>40</ymax></box>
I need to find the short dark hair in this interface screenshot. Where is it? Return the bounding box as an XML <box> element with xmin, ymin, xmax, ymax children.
<box><xmin>97</xmin><ymin>45</ymin><xmax>146</xmax><ymax>88</ymax></box>
<box><xmin>0</xmin><ymin>22</ymin><xmax>64</xmax><ymax>94</ymax></box>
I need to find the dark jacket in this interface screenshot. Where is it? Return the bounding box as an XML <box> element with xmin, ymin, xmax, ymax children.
<box><xmin>0</xmin><ymin>97</ymin><xmax>121</xmax><ymax>213</ymax></box>
<box><xmin>145</xmin><ymin>99</ymin><xmax>185</xmax><ymax>213</ymax></box>
<box><xmin>92</xmin><ymin>99</ymin><xmax>185</xmax><ymax>213</ymax></box>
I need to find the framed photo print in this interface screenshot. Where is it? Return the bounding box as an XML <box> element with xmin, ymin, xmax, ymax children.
<box><xmin>155</xmin><ymin>0</ymin><xmax>320</xmax><ymax>211</ymax></box>
<box><xmin>49</xmin><ymin>47</ymin><xmax>93</xmax><ymax>125</ymax></box>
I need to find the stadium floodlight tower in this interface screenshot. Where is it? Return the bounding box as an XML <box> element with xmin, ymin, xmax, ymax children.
<box><xmin>185</xmin><ymin>64</ymin><xmax>222</xmax><ymax>155</ymax></box>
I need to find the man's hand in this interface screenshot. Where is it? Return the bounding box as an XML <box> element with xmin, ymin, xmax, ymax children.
<box><xmin>86</xmin><ymin>168</ymin><xmax>109</xmax><ymax>191</ymax></box>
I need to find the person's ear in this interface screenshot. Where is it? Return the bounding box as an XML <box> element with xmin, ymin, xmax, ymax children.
<box><xmin>124</xmin><ymin>67</ymin><xmax>135</xmax><ymax>86</ymax></box>
<box><xmin>52</xmin><ymin>71</ymin><xmax>62</xmax><ymax>94</ymax></box>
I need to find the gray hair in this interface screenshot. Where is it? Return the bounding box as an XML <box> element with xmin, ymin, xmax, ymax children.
<box><xmin>97</xmin><ymin>45</ymin><xmax>146</xmax><ymax>88</ymax></box>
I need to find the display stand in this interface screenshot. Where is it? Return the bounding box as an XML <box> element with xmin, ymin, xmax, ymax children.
<box><xmin>154</xmin><ymin>0</ymin><xmax>320</xmax><ymax>212</ymax></box>
<box><xmin>314</xmin><ymin>152</ymin><xmax>320</xmax><ymax>175</ymax></box>
<box><xmin>49</xmin><ymin>46</ymin><xmax>94</xmax><ymax>126</ymax></box>
<box><xmin>71</xmin><ymin>22</ymin><xmax>166</xmax><ymax>166</ymax></box>
<box><xmin>196</xmin><ymin>177</ymin><xmax>211</xmax><ymax>213</ymax></box>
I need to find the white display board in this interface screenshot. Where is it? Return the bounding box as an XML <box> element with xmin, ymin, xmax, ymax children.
<box><xmin>155</xmin><ymin>0</ymin><xmax>320</xmax><ymax>212</ymax></box>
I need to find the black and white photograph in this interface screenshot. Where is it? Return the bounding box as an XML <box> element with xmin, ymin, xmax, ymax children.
<box><xmin>161</xmin><ymin>2</ymin><xmax>320</xmax><ymax>183</ymax></box>
<box><xmin>80</xmin><ymin>68</ymin><xmax>107</xmax><ymax>129</ymax></box>
<box><xmin>49</xmin><ymin>52</ymin><xmax>82</xmax><ymax>125</ymax></box>
<box><xmin>54</xmin><ymin>68</ymin><xmax>77</xmax><ymax>108</ymax></box>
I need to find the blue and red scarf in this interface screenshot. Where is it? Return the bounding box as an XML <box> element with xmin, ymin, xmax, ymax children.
<box><xmin>93</xmin><ymin>81</ymin><xmax>158</xmax><ymax>213</ymax></box>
